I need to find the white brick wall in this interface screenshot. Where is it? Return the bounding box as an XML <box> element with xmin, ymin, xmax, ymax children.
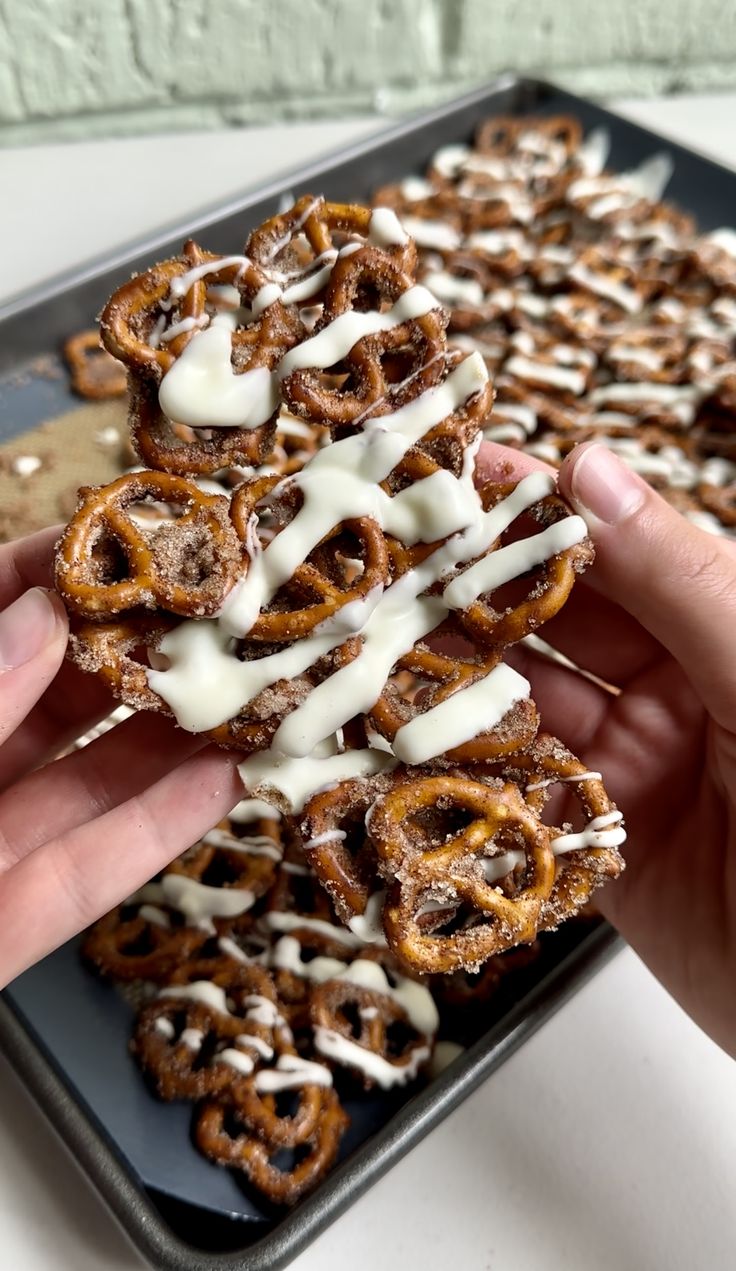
<box><xmin>2</xmin><ymin>0</ymin><xmax>736</xmax><ymax>143</ymax></box>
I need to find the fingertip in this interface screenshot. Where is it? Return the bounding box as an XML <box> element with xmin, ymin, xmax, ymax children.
<box><xmin>558</xmin><ymin>442</ymin><xmax>648</xmax><ymax>528</ymax></box>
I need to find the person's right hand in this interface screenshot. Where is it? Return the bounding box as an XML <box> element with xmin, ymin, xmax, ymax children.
<box><xmin>477</xmin><ymin>438</ymin><xmax>736</xmax><ymax>1057</ymax></box>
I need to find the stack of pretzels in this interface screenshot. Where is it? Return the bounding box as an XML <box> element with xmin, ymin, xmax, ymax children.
<box><xmin>56</xmin><ymin>193</ymin><xmax>625</xmax><ymax>994</ymax></box>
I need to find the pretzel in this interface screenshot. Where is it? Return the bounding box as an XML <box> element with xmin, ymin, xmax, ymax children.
<box><xmin>229</xmin><ymin>473</ymin><xmax>390</xmax><ymax>641</ymax></box>
<box><xmin>56</xmin><ymin>471</ymin><xmax>243</xmax><ymax>619</ymax></box>
<box><xmin>195</xmin><ymin>1081</ymin><xmax>348</xmax><ymax>1206</ymax></box>
<box><xmin>502</xmin><ymin>735</ymin><xmax>625</xmax><ymax>927</ymax></box>
<box><xmin>102</xmin><ymin>240</ymin><xmax>304</xmax><ymax>474</ymax></box>
<box><xmin>281</xmin><ymin>245</ymin><xmax>447</xmax><ymax>428</ymax></box>
<box><xmin>82</xmin><ymin>903</ymin><xmax>206</xmax><ymax>982</ymax></box>
<box><xmin>475</xmin><ymin>115</ymin><xmax>582</xmax><ymax>163</ymax></box>
<box><xmin>367</xmin><ymin>774</ymin><xmax>556</xmax><ymax>972</ymax></box>
<box><xmin>166</xmin><ymin>821</ymin><xmax>279</xmax><ymax>916</ymax></box>
<box><xmin>246</xmin><ymin>193</ymin><xmax>416</xmax><ymax>276</ymax></box>
<box><xmin>132</xmin><ymin>962</ymin><xmax>278</xmax><ymax>1100</ymax></box>
<box><xmin>603</xmin><ymin>326</ymin><xmax>687</xmax><ymax>383</ymax></box>
<box><xmin>299</xmin><ymin>771</ymin><xmax>400</xmax><ymax>923</ymax></box>
<box><xmin>63</xmin><ymin>329</ymin><xmax>127</xmax><ymax>399</ymax></box>
<box><xmin>68</xmin><ymin>606</ymin><xmax>364</xmax><ymax>754</ymax></box>
<box><xmin>310</xmin><ymin>977</ymin><xmax>431</xmax><ymax>1089</ymax></box>
<box><xmin>450</xmin><ymin>479</ymin><xmax>592</xmax><ymax>648</ymax></box>
<box><xmin>417</xmin><ymin>252</ymin><xmax>512</xmax><ymax>331</ymax></box>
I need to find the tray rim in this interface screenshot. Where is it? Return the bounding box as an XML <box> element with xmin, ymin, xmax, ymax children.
<box><xmin>0</xmin><ymin>68</ymin><xmax>701</xmax><ymax>1267</ymax></box>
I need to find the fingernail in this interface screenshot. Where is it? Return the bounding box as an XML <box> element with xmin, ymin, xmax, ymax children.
<box><xmin>0</xmin><ymin>588</ymin><xmax>66</xmax><ymax>671</ymax></box>
<box><xmin>568</xmin><ymin>444</ymin><xmax>647</xmax><ymax>526</ymax></box>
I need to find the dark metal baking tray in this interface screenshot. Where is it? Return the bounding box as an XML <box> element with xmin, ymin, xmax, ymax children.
<box><xmin>2</xmin><ymin>70</ymin><xmax>731</xmax><ymax>1267</ymax></box>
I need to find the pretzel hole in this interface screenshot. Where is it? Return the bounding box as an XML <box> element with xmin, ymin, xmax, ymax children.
<box><xmin>268</xmin><ymin>1143</ymin><xmax>311</xmax><ymax>1174</ymax></box>
<box><xmin>191</xmin><ymin>1032</ymin><xmax>221</xmax><ymax>1071</ymax></box>
<box><xmin>409</xmin><ymin>805</ymin><xmax>477</xmax><ymax>845</ymax></box>
<box><xmin>89</xmin><ymin>535</ymin><xmax>132</xmax><ymax>585</ymax></box>
<box><xmin>336</xmin><ymin>1001</ymin><xmax>363</xmax><ymax>1040</ymax></box>
<box><xmin>273</xmin><ymin>1090</ymin><xmax>302</xmax><ymax>1120</ymax></box>
<box><xmin>160</xmin><ymin>1009</ymin><xmax>188</xmax><ymax>1039</ymax></box>
<box><xmin>386</xmin><ymin>1019</ymin><xmax>417</xmax><ymax>1056</ymax></box>
<box><xmin>199</xmin><ymin>853</ymin><xmax>250</xmax><ymax>889</ymax></box>
<box><xmin>425</xmin><ymin>902</ymin><xmax>478</xmax><ymax>937</ymax></box>
<box><xmin>116</xmin><ymin>926</ymin><xmax>160</xmax><ymax>957</ymax></box>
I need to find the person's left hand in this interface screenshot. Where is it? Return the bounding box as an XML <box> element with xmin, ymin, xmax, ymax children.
<box><xmin>0</xmin><ymin>526</ymin><xmax>243</xmax><ymax>987</ymax></box>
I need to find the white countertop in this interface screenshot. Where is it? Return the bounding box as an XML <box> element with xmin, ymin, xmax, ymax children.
<box><xmin>2</xmin><ymin>92</ymin><xmax>736</xmax><ymax>1271</ymax></box>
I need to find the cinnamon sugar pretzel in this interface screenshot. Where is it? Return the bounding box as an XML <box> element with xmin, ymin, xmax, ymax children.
<box><xmin>59</xmin><ymin>190</ymin><xmax>623</xmax><ymax>993</ymax></box>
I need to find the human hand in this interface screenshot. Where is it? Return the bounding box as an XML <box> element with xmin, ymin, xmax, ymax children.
<box><xmin>0</xmin><ymin>527</ymin><xmax>243</xmax><ymax>987</ymax></box>
<box><xmin>476</xmin><ymin>439</ymin><xmax>736</xmax><ymax>1057</ymax></box>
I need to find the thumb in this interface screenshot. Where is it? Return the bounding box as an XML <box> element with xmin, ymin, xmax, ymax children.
<box><xmin>0</xmin><ymin>588</ymin><xmax>69</xmax><ymax>746</ymax></box>
<box><xmin>558</xmin><ymin>441</ymin><xmax>736</xmax><ymax>724</ymax></box>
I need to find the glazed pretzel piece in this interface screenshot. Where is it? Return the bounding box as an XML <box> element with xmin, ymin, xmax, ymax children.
<box><xmin>55</xmin><ymin>470</ymin><xmax>243</xmax><ymax>620</ymax></box>
<box><xmin>164</xmin><ymin>823</ymin><xmax>279</xmax><ymax>919</ymax></box>
<box><xmin>63</xmin><ymin>329</ymin><xmax>127</xmax><ymax>399</ymax></box>
<box><xmin>195</xmin><ymin>1080</ymin><xmax>348</xmax><ymax>1207</ymax></box>
<box><xmin>368</xmin><ymin>774</ymin><xmax>556</xmax><ymax>973</ymax></box>
<box><xmin>501</xmin><ymin>734</ymin><xmax>625</xmax><ymax>928</ymax></box>
<box><xmin>281</xmin><ymin>245</ymin><xmax>448</xmax><ymax>430</ymax></box>
<box><xmin>298</xmin><ymin>771</ymin><xmax>401</xmax><ymax>923</ymax></box>
<box><xmin>310</xmin><ymin>977</ymin><xmax>432</xmax><ymax>1089</ymax></box>
<box><xmin>229</xmin><ymin>472</ymin><xmax>390</xmax><ymax>641</ymax></box>
<box><xmin>449</xmin><ymin>479</ymin><xmax>593</xmax><ymax>649</ymax></box>
<box><xmin>246</xmin><ymin>193</ymin><xmax>416</xmax><ymax>278</ymax></box>
<box><xmin>82</xmin><ymin>901</ymin><xmax>207</xmax><ymax>983</ymax></box>
<box><xmin>475</xmin><ymin>115</ymin><xmax>582</xmax><ymax>165</ymax></box>
<box><xmin>367</xmin><ymin>625</ymin><xmax>539</xmax><ymax>766</ymax></box>
<box><xmin>102</xmin><ymin>239</ymin><xmax>304</xmax><ymax>475</ymax></box>
<box><xmin>132</xmin><ymin>962</ymin><xmax>281</xmax><ymax>1101</ymax></box>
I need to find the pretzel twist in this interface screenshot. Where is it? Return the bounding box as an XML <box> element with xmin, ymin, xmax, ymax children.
<box><xmin>369</xmin><ymin>775</ymin><xmax>556</xmax><ymax>973</ymax></box>
<box><xmin>230</xmin><ymin>473</ymin><xmax>390</xmax><ymax>641</ymax></box>
<box><xmin>56</xmin><ymin>471</ymin><xmax>243</xmax><ymax>619</ymax></box>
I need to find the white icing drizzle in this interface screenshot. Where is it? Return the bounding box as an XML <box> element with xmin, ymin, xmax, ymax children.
<box><xmin>218</xmin><ymin>1047</ymin><xmax>254</xmax><ymax>1075</ymax></box>
<box><xmin>393</xmin><ymin>663</ymin><xmax>531</xmax><ymax>765</ymax></box>
<box><xmin>136</xmin><ymin>874</ymin><xmax>255</xmax><ymax>933</ymax></box>
<box><xmin>526</xmin><ymin>770</ymin><xmax>601</xmax><ymax>793</ymax></box>
<box><xmin>504</xmin><ymin>354</ymin><xmax>586</xmax><ymax>395</ymax></box>
<box><xmin>398</xmin><ymin>216</ymin><xmax>462</xmax><ymax>251</ymax></box>
<box><xmin>154</xmin><ymin>1016</ymin><xmax>175</xmax><ymax>1039</ymax></box>
<box><xmin>180</xmin><ymin>1027</ymin><xmax>203</xmax><ymax>1051</ymax></box>
<box><xmin>262</xmin><ymin>911</ymin><xmax>364</xmax><ymax>948</ymax></box>
<box><xmin>428</xmin><ymin>1040</ymin><xmax>465</xmax><ymax>1079</ymax></box>
<box><xmin>551</xmin><ymin>811</ymin><xmax>626</xmax><ymax>855</ymax></box>
<box><xmin>159</xmin><ymin>981</ymin><xmax>232</xmax><ymax>1014</ymax></box>
<box><xmin>347</xmin><ymin>890</ymin><xmax>387</xmax><ymax>945</ymax></box>
<box><xmin>254</xmin><ymin>1054</ymin><xmax>332</xmax><ymax>1092</ymax></box>
<box><xmin>481</xmin><ymin>850</ymin><xmax>526</xmax><ymax>883</ymax></box>
<box><xmin>138</xmin><ymin>904</ymin><xmax>171</xmax><ymax>928</ymax></box>
<box><xmin>567</xmin><ymin>263</ymin><xmax>643</xmax><ymax>314</ymax></box>
<box><xmin>301</xmin><ymin>829</ymin><xmax>347</xmax><ymax>851</ymax></box>
<box><xmin>235</xmin><ymin>1032</ymin><xmax>275</xmax><ymax>1060</ymax></box>
<box><xmin>202</xmin><ymin>826</ymin><xmax>282</xmax><ymax>861</ymax></box>
<box><xmin>367</xmin><ymin>207</ymin><xmax>409</xmax><ymax>247</ymax></box>
<box><xmin>313</xmin><ymin>1027</ymin><xmax>430</xmax><ymax>1089</ymax></box>
<box><xmin>423</xmin><ymin>270</ymin><xmax>485</xmax><ymax>307</ymax></box>
<box><xmin>239</xmin><ymin>746</ymin><xmax>397</xmax><ymax>815</ymax></box>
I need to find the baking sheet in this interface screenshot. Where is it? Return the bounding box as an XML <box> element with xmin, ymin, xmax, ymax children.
<box><xmin>4</xmin><ymin>72</ymin><xmax>734</xmax><ymax>1265</ymax></box>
